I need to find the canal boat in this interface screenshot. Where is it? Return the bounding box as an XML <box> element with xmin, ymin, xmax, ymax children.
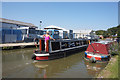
<box><xmin>84</xmin><ymin>41</ymin><xmax>113</xmax><ymax>63</ymax></box>
<box><xmin>32</xmin><ymin>38</ymin><xmax>98</xmax><ymax>61</ymax></box>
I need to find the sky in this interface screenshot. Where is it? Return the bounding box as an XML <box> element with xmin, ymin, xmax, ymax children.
<box><xmin>1</xmin><ymin>2</ymin><xmax>118</xmax><ymax>30</ymax></box>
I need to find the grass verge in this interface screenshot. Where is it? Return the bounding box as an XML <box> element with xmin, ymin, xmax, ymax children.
<box><xmin>96</xmin><ymin>42</ymin><xmax>120</xmax><ymax>79</ymax></box>
<box><xmin>96</xmin><ymin>55</ymin><xmax>119</xmax><ymax>78</ymax></box>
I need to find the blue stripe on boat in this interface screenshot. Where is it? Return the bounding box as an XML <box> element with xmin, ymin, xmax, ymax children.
<box><xmin>101</xmin><ymin>56</ymin><xmax>104</xmax><ymax>58</ymax></box>
<box><xmin>105</xmin><ymin>56</ymin><xmax>108</xmax><ymax>58</ymax></box>
<box><xmin>85</xmin><ymin>52</ymin><xmax>87</xmax><ymax>55</ymax></box>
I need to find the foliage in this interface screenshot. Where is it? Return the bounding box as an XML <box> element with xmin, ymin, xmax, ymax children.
<box><xmin>117</xmin><ymin>25</ymin><xmax>120</xmax><ymax>37</ymax></box>
<box><xmin>2</xmin><ymin>46</ymin><xmax>13</xmax><ymax>50</ymax></box>
<box><xmin>107</xmin><ymin>27</ymin><xmax>118</xmax><ymax>35</ymax></box>
<box><xmin>95</xmin><ymin>30</ymin><xmax>106</xmax><ymax>35</ymax></box>
<box><xmin>95</xmin><ymin>25</ymin><xmax>120</xmax><ymax>37</ymax></box>
<box><xmin>95</xmin><ymin>30</ymin><xmax>109</xmax><ymax>38</ymax></box>
<box><xmin>109</xmin><ymin>42</ymin><xmax>119</xmax><ymax>55</ymax></box>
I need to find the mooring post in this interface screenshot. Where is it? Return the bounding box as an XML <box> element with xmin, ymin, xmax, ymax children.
<box><xmin>39</xmin><ymin>39</ymin><xmax>42</xmax><ymax>52</ymax></box>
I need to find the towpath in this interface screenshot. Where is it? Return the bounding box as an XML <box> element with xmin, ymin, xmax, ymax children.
<box><xmin>0</xmin><ymin>42</ymin><xmax>38</xmax><ymax>47</ymax></box>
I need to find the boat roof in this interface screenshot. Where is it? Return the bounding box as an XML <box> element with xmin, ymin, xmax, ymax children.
<box><xmin>43</xmin><ymin>29</ymin><xmax>59</xmax><ymax>32</ymax></box>
<box><xmin>94</xmin><ymin>40</ymin><xmax>113</xmax><ymax>44</ymax></box>
<box><xmin>44</xmin><ymin>25</ymin><xmax>67</xmax><ymax>30</ymax></box>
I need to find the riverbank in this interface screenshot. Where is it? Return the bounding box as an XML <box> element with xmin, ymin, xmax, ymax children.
<box><xmin>0</xmin><ymin>42</ymin><xmax>38</xmax><ymax>50</ymax></box>
<box><xmin>96</xmin><ymin>43</ymin><xmax>120</xmax><ymax>79</ymax></box>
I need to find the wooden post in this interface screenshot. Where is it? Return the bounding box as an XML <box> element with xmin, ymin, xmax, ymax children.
<box><xmin>46</xmin><ymin>40</ymin><xmax>49</xmax><ymax>52</ymax></box>
<box><xmin>39</xmin><ymin>39</ymin><xmax>42</xmax><ymax>52</ymax></box>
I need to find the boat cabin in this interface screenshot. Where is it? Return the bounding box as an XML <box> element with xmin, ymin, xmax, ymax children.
<box><xmin>86</xmin><ymin>41</ymin><xmax>113</xmax><ymax>55</ymax></box>
<box><xmin>43</xmin><ymin>29</ymin><xmax>59</xmax><ymax>39</ymax></box>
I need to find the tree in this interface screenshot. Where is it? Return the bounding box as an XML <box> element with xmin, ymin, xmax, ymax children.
<box><xmin>117</xmin><ymin>25</ymin><xmax>120</xmax><ymax>28</ymax></box>
<box><xmin>117</xmin><ymin>29</ymin><xmax>120</xmax><ymax>37</ymax></box>
<box><xmin>95</xmin><ymin>30</ymin><xmax>106</xmax><ymax>35</ymax></box>
<box><xmin>103</xmin><ymin>31</ymin><xmax>110</xmax><ymax>38</ymax></box>
<box><xmin>95</xmin><ymin>25</ymin><xmax>120</xmax><ymax>38</ymax></box>
<box><xmin>107</xmin><ymin>27</ymin><xmax>117</xmax><ymax>36</ymax></box>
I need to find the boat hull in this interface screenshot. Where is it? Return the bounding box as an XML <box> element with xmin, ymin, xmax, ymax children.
<box><xmin>32</xmin><ymin>47</ymin><xmax>86</xmax><ymax>61</ymax></box>
<box><xmin>84</xmin><ymin>51</ymin><xmax>111</xmax><ymax>63</ymax></box>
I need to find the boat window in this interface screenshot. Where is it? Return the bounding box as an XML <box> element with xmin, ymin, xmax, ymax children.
<box><xmin>51</xmin><ymin>42</ymin><xmax>60</xmax><ymax>50</ymax></box>
<box><xmin>40</xmin><ymin>31</ymin><xmax>44</xmax><ymax>35</ymax></box>
<box><xmin>35</xmin><ymin>30</ymin><xmax>39</xmax><ymax>34</ymax></box>
<box><xmin>43</xmin><ymin>31</ymin><xmax>46</xmax><ymax>34</ymax></box>
<box><xmin>29</xmin><ymin>28</ymin><xmax>36</xmax><ymax>34</ymax></box>
<box><xmin>36</xmin><ymin>30</ymin><xmax>44</xmax><ymax>35</ymax></box>
<box><xmin>49</xmin><ymin>31</ymin><xmax>52</xmax><ymax>35</ymax></box>
<box><xmin>54</xmin><ymin>31</ymin><xmax>59</xmax><ymax>34</ymax></box>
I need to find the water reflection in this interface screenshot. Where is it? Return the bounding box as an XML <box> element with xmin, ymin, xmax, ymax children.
<box><xmin>2</xmin><ymin>48</ymin><xmax>35</xmax><ymax>77</ymax></box>
<box><xmin>2</xmin><ymin>48</ymin><xmax>108</xmax><ymax>78</ymax></box>
<box><xmin>84</xmin><ymin>60</ymin><xmax>108</xmax><ymax>76</ymax></box>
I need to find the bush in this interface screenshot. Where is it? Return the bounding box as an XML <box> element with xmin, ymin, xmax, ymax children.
<box><xmin>109</xmin><ymin>42</ymin><xmax>119</xmax><ymax>56</ymax></box>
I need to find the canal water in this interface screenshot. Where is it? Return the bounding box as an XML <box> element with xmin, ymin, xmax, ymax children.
<box><xmin>2</xmin><ymin>48</ymin><xmax>108</xmax><ymax>78</ymax></box>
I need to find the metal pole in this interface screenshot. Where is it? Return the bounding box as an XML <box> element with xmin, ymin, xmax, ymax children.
<box><xmin>40</xmin><ymin>21</ymin><xmax>42</xmax><ymax>30</ymax></box>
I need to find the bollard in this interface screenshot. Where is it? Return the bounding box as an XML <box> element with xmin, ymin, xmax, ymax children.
<box><xmin>39</xmin><ymin>39</ymin><xmax>42</xmax><ymax>52</ymax></box>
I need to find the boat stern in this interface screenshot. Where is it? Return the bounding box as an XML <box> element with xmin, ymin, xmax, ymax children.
<box><xmin>32</xmin><ymin>50</ymin><xmax>50</xmax><ymax>61</ymax></box>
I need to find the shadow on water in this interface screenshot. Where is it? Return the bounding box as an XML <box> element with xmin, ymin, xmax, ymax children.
<box><xmin>2</xmin><ymin>48</ymin><xmax>108</xmax><ymax>78</ymax></box>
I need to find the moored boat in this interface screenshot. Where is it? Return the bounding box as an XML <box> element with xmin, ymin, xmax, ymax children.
<box><xmin>84</xmin><ymin>41</ymin><xmax>113</xmax><ymax>63</ymax></box>
<box><xmin>32</xmin><ymin>38</ymin><xmax>98</xmax><ymax>61</ymax></box>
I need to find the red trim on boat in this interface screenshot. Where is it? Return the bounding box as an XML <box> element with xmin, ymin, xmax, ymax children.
<box><xmin>87</xmin><ymin>55</ymin><xmax>92</xmax><ymax>59</ymax></box>
<box><xmin>95</xmin><ymin>57</ymin><xmax>101</xmax><ymax>61</ymax></box>
<box><xmin>87</xmin><ymin>55</ymin><xmax>101</xmax><ymax>61</ymax></box>
<box><xmin>36</xmin><ymin>56</ymin><xmax>49</xmax><ymax>60</ymax></box>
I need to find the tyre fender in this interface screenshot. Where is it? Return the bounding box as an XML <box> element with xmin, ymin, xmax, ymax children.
<box><xmin>90</xmin><ymin>57</ymin><xmax>96</xmax><ymax>63</ymax></box>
